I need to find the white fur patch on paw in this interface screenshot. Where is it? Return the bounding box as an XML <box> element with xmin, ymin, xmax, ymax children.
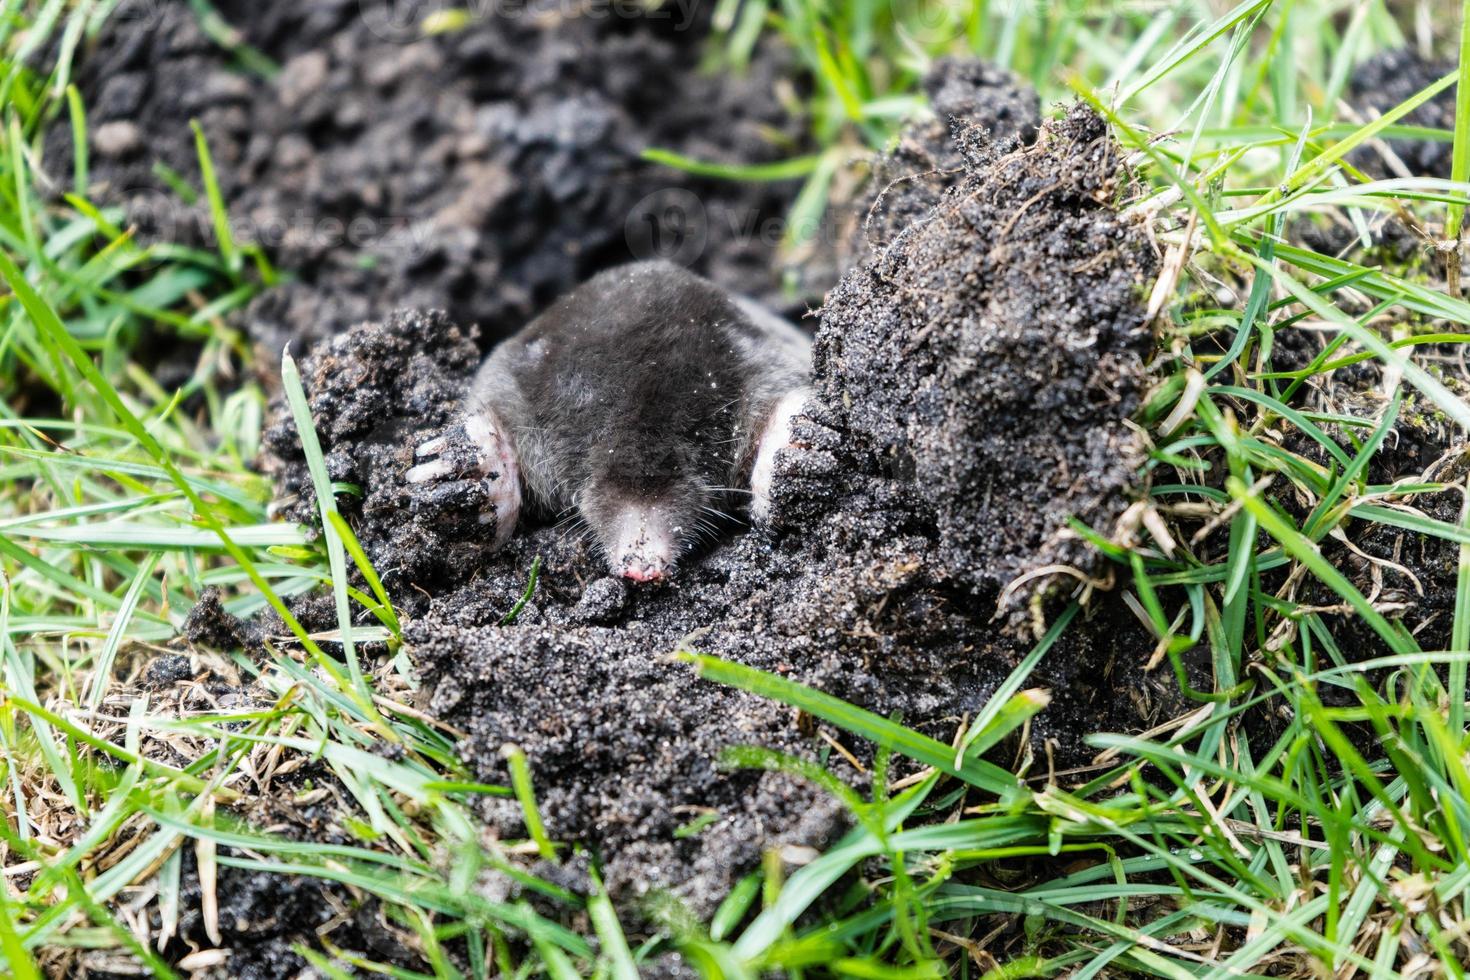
<box><xmin>406</xmin><ymin>408</ymin><xmax>522</xmax><ymax>548</ymax></box>
<box><xmin>749</xmin><ymin>388</ymin><xmax>810</xmax><ymax>525</ymax></box>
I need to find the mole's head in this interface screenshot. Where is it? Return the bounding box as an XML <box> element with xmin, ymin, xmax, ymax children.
<box><xmin>578</xmin><ymin>439</ymin><xmax>724</xmax><ymax>583</ymax></box>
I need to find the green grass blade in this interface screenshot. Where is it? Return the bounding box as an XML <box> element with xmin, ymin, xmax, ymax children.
<box><xmin>86</xmin><ymin>551</ymin><xmax>161</xmax><ymax>711</ymax></box>
<box><xmin>190</xmin><ymin>119</ymin><xmax>239</xmax><ymax>276</ymax></box>
<box><xmin>1447</xmin><ymin>0</ymin><xmax>1470</xmax><ymax>242</ymax></box>
<box><xmin>281</xmin><ymin>348</ymin><xmax>379</xmax><ymax>714</ymax></box>
<box><xmin>588</xmin><ymin>872</ymin><xmax>639</xmax><ymax>980</ymax></box>
<box><xmin>1229</xmin><ymin>476</ymin><xmax>1415</xmax><ymax>656</ymax></box>
<box><xmin>502</xmin><ymin>744</ymin><xmax>557</xmax><ymax>862</ymax></box>
<box><xmin>678</xmin><ymin>652</ymin><xmax>1023</xmax><ymax>797</ymax></box>
<box><xmin>640</xmin><ymin>148</ymin><xmax>820</xmax><ymax>181</ymax></box>
<box><xmin>326</xmin><ymin>511</ymin><xmax>400</xmax><ymax>640</ymax></box>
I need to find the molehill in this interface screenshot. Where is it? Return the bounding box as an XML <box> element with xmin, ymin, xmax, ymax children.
<box><xmin>259</xmin><ymin>68</ymin><xmax>1168</xmax><ymax>914</ymax></box>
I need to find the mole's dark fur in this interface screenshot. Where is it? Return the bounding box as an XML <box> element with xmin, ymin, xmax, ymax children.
<box><xmin>428</xmin><ymin>261</ymin><xmax>811</xmax><ymax>581</ymax></box>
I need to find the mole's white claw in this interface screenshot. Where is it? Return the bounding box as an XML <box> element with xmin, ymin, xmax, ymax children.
<box><xmin>414</xmin><ymin>436</ymin><xmax>448</xmax><ymax>458</ymax></box>
<box><xmin>406</xmin><ymin>458</ymin><xmax>453</xmax><ymax>484</ymax></box>
<box><xmin>749</xmin><ymin>388</ymin><xmax>810</xmax><ymax>525</ymax></box>
<box><xmin>404</xmin><ymin>408</ymin><xmax>522</xmax><ymax>548</ymax></box>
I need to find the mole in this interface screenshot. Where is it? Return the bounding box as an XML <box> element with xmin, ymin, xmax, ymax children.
<box><xmin>406</xmin><ymin>261</ymin><xmax>812</xmax><ymax>582</ymax></box>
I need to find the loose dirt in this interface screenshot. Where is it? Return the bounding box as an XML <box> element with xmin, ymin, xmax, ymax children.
<box><xmin>53</xmin><ymin>0</ymin><xmax>809</xmax><ymax>364</ymax></box>
<box><xmin>259</xmin><ymin>68</ymin><xmax>1171</xmax><ymax>925</ymax></box>
<box><xmin>1348</xmin><ymin>48</ymin><xmax>1456</xmax><ymax>178</ymax></box>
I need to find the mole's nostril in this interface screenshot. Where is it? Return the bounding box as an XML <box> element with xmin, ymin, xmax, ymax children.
<box><xmin>619</xmin><ymin>564</ymin><xmax>667</xmax><ymax>584</ymax></box>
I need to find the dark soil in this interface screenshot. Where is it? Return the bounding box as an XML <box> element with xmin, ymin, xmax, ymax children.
<box><xmin>854</xmin><ymin>58</ymin><xmax>1041</xmax><ymax>254</ymax></box>
<box><xmin>54</xmin><ymin>0</ymin><xmax>810</xmax><ymax>362</ymax></box>
<box><xmin>262</xmin><ymin>308</ymin><xmax>495</xmax><ymax>586</ymax></box>
<box><xmin>799</xmin><ymin>59</ymin><xmax>1041</xmax><ymax>296</ymax></box>
<box><xmin>807</xmin><ymin>101</ymin><xmax>1154</xmax><ymax>615</ymax></box>
<box><xmin>262</xmin><ymin>70</ymin><xmax>1176</xmax><ymax>919</ymax></box>
<box><xmin>1286</xmin><ymin>390</ymin><xmax>1470</xmax><ymax>660</ymax></box>
<box><xmin>1348</xmin><ymin>48</ymin><xmax>1456</xmax><ymax>177</ymax></box>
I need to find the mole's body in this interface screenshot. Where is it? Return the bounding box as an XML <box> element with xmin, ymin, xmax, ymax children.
<box><xmin>407</xmin><ymin>261</ymin><xmax>811</xmax><ymax>582</ymax></box>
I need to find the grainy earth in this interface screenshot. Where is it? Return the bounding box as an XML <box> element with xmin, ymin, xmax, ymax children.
<box><xmin>1348</xmin><ymin>47</ymin><xmax>1456</xmax><ymax>178</ymax></box>
<box><xmin>260</xmin><ymin>70</ymin><xmax>1171</xmax><ymax>927</ymax></box>
<box><xmin>53</xmin><ymin>0</ymin><xmax>808</xmax><ymax>370</ymax></box>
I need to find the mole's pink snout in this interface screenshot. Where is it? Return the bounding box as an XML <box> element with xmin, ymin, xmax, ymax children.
<box><xmin>619</xmin><ymin>563</ymin><xmax>667</xmax><ymax>584</ymax></box>
<box><xmin>604</xmin><ymin>506</ymin><xmax>679</xmax><ymax>584</ymax></box>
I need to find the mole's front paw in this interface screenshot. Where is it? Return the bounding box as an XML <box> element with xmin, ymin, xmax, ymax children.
<box><xmin>749</xmin><ymin>388</ymin><xmax>811</xmax><ymax>525</ymax></box>
<box><xmin>405</xmin><ymin>409</ymin><xmax>521</xmax><ymax>548</ymax></box>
